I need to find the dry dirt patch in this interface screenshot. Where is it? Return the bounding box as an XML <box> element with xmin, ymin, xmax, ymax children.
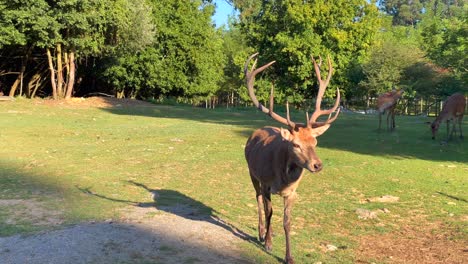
<box><xmin>356</xmin><ymin>223</ymin><xmax>467</xmax><ymax>263</ymax></box>
<box><xmin>33</xmin><ymin>96</ymin><xmax>155</xmax><ymax>108</ymax></box>
<box><xmin>0</xmin><ymin>199</ymin><xmax>63</xmax><ymax>226</ymax></box>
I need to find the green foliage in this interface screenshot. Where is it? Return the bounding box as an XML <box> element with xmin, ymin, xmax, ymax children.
<box><xmin>152</xmin><ymin>0</ymin><xmax>224</xmax><ymax>97</ymax></box>
<box><xmin>106</xmin><ymin>0</ymin><xmax>155</xmax><ymax>53</ymax></box>
<box><xmin>353</xmin><ymin>7</ymin><xmax>467</xmax><ymax>101</ymax></box>
<box><xmin>0</xmin><ymin>0</ymin><xmax>58</xmax><ymax>48</ymax></box>
<box><xmin>48</xmin><ymin>0</ymin><xmax>154</xmax><ymax>55</ymax></box>
<box><xmin>379</xmin><ymin>0</ymin><xmax>425</xmax><ymax>26</ymax></box>
<box><xmin>420</xmin><ymin>5</ymin><xmax>467</xmax><ymax>86</ymax></box>
<box><xmin>0</xmin><ymin>0</ymin><xmax>465</xmax><ymax>103</ymax></box>
<box><xmin>359</xmin><ymin>23</ymin><xmax>425</xmax><ymax>96</ymax></box>
<box><xmin>236</xmin><ymin>0</ymin><xmax>381</xmax><ymax>105</ymax></box>
<box><xmin>102</xmin><ymin>0</ymin><xmax>224</xmax><ymax>99</ymax></box>
<box><xmin>219</xmin><ymin>23</ymin><xmax>256</xmax><ymax>104</ymax></box>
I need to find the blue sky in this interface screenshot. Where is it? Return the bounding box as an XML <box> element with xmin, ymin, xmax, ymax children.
<box><xmin>212</xmin><ymin>0</ymin><xmax>236</xmax><ymax>27</ymax></box>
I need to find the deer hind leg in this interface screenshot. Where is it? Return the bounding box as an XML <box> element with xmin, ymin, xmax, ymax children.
<box><xmin>458</xmin><ymin>115</ymin><xmax>464</xmax><ymax>139</ymax></box>
<box><xmin>378</xmin><ymin>112</ymin><xmax>382</xmax><ymax>130</ymax></box>
<box><xmin>446</xmin><ymin>120</ymin><xmax>451</xmax><ymax>140</ymax></box>
<box><xmin>386</xmin><ymin>111</ymin><xmax>392</xmax><ymax>130</ymax></box>
<box><xmin>262</xmin><ymin>187</ymin><xmax>273</xmax><ymax>252</ymax></box>
<box><xmin>249</xmin><ymin>174</ymin><xmax>265</xmax><ymax>242</ymax></box>
<box><xmin>450</xmin><ymin>118</ymin><xmax>458</xmax><ymax>139</ymax></box>
<box><xmin>283</xmin><ymin>193</ymin><xmax>297</xmax><ymax>264</ymax></box>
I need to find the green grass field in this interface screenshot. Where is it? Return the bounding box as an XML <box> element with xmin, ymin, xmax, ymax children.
<box><xmin>0</xmin><ymin>98</ymin><xmax>466</xmax><ymax>263</ymax></box>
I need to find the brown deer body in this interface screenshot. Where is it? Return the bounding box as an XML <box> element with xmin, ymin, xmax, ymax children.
<box><xmin>377</xmin><ymin>89</ymin><xmax>404</xmax><ymax>131</ymax></box>
<box><xmin>244</xmin><ymin>53</ymin><xmax>340</xmax><ymax>264</ymax></box>
<box><xmin>431</xmin><ymin>93</ymin><xmax>466</xmax><ymax>140</ymax></box>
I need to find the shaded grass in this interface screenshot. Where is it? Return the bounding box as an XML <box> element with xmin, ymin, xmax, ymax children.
<box><xmin>0</xmin><ymin>100</ymin><xmax>466</xmax><ymax>263</ymax></box>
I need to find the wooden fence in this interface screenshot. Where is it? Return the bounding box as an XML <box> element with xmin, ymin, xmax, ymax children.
<box><xmin>362</xmin><ymin>96</ymin><xmax>468</xmax><ymax>117</ymax></box>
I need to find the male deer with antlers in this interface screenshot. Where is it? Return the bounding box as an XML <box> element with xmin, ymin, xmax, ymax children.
<box><xmin>377</xmin><ymin>89</ymin><xmax>404</xmax><ymax>131</ymax></box>
<box><xmin>430</xmin><ymin>93</ymin><xmax>466</xmax><ymax>140</ymax></box>
<box><xmin>244</xmin><ymin>53</ymin><xmax>340</xmax><ymax>264</ymax></box>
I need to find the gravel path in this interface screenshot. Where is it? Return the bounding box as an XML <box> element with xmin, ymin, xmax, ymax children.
<box><xmin>0</xmin><ymin>208</ymin><xmax>252</xmax><ymax>264</ymax></box>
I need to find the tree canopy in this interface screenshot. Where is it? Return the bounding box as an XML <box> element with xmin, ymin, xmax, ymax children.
<box><xmin>0</xmin><ymin>0</ymin><xmax>465</xmax><ymax>107</ymax></box>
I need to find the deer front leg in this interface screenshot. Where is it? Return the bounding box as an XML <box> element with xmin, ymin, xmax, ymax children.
<box><xmin>283</xmin><ymin>193</ymin><xmax>296</xmax><ymax>264</ymax></box>
<box><xmin>450</xmin><ymin>118</ymin><xmax>457</xmax><ymax>139</ymax></box>
<box><xmin>256</xmin><ymin>194</ymin><xmax>265</xmax><ymax>241</ymax></box>
<box><xmin>250</xmin><ymin>175</ymin><xmax>265</xmax><ymax>241</ymax></box>
<box><xmin>458</xmin><ymin>116</ymin><xmax>464</xmax><ymax>139</ymax></box>
<box><xmin>385</xmin><ymin>111</ymin><xmax>391</xmax><ymax>131</ymax></box>
<box><xmin>446</xmin><ymin>120</ymin><xmax>451</xmax><ymax>140</ymax></box>
<box><xmin>378</xmin><ymin>112</ymin><xmax>382</xmax><ymax>131</ymax></box>
<box><xmin>262</xmin><ymin>189</ymin><xmax>273</xmax><ymax>252</ymax></box>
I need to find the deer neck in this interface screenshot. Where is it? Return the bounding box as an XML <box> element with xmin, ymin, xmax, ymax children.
<box><xmin>280</xmin><ymin>144</ymin><xmax>305</xmax><ymax>184</ymax></box>
<box><xmin>434</xmin><ymin>109</ymin><xmax>450</xmax><ymax>124</ymax></box>
<box><xmin>286</xmin><ymin>161</ymin><xmax>304</xmax><ymax>181</ymax></box>
<box><xmin>273</xmin><ymin>154</ymin><xmax>304</xmax><ymax>196</ymax></box>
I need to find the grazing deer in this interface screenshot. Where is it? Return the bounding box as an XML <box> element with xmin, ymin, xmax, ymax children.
<box><xmin>377</xmin><ymin>89</ymin><xmax>404</xmax><ymax>131</ymax></box>
<box><xmin>430</xmin><ymin>93</ymin><xmax>466</xmax><ymax>140</ymax></box>
<box><xmin>244</xmin><ymin>53</ymin><xmax>340</xmax><ymax>264</ymax></box>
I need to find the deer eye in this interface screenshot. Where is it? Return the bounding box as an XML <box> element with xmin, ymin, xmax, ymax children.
<box><xmin>292</xmin><ymin>143</ymin><xmax>301</xmax><ymax>149</ymax></box>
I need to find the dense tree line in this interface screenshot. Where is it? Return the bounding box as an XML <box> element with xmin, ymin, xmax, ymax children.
<box><xmin>0</xmin><ymin>0</ymin><xmax>465</xmax><ymax>109</ymax></box>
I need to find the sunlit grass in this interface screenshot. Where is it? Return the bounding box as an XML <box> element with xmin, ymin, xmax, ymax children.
<box><xmin>0</xmin><ymin>99</ymin><xmax>466</xmax><ymax>263</ymax></box>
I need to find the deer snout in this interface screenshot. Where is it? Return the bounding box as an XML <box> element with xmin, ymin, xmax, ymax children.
<box><xmin>305</xmin><ymin>161</ymin><xmax>323</xmax><ymax>173</ymax></box>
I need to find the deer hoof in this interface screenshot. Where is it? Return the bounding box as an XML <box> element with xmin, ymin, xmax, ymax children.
<box><xmin>265</xmin><ymin>242</ymin><xmax>272</xmax><ymax>252</ymax></box>
<box><xmin>259</xmin><ymin>229</ymin><xmax>265</xmax><ymax>242</ymax></box>
<box><xmin>285</xmin><ymin>256</ymin><xmax>295</xmax><ymax>264</ymax></box>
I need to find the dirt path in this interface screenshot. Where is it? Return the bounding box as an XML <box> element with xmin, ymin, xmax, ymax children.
<box><xmin>0</xmin><ymin>206</ymin><xmax>252</xmax><ymax>264</ymax></box>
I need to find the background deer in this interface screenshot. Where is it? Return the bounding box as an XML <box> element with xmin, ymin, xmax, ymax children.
<box><xmin>430</xmin><ymin>93</ymin><xmax>466</xmax><ymax>140</ymax></box>
<box><xmin>244</xmin><ymin>53</ymin><xmax>340</xmax><ymax>264</ymax></box>
<box><xmin>377</xmin><ymin>89</ymin><xmax>404</xmax><ymax>131</ymax></box>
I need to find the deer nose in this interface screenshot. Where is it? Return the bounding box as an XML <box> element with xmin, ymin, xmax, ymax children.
<box><xmin>313</xmin><ymin>162</ymin><xmax>323</xmax><ymax>172</ymax></box>
<box><xmin>306</xmin><ymin>161</ymin><xmax>322</xmax><ymax>173</ymax></box>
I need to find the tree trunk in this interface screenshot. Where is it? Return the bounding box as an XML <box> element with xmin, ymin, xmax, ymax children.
<box><xmin>57</xmin><ymin>43</ymin><xmax>64</xmax><ymax>98</ymax></box>
<box><xmin>64</xmin><ymin>51</ymin><xmax>69</xmax><ymax>88</ymax></box>
<box><xmin>47</xmin><ymin>48</ymin><xmax>58</xmax><ymax>99</ymax></box>
<box><xmin>420</xmin><ymin>98</ymin><xmax>423</xmax><ymax>115</ymax></box>
<box><xmin>9</xmin><ymin>75</ymin><xmax>21</xmax><ymax>97</ymax></box>
<box><xmin>365</xmin><ymin>94</ymin><xmax>370</xmax><ymax>114</ymax></box>
<box><xmin>31</xmin><ymin>75</ymin><xmax>43</xmax><ymax>98</ymax></box>
<box><xmin>64</xmin><ymin>50</ymin><xmax>75</xmax><ymax>100</ymax></box>
<box><xmin>116</xmin><ymin>90</ymin><xmax>124</xmax><ymax>98</ymax></box>
<box><xmin>19</xmin><ymin>68</ymin><xmax>23</xmax><ymax>96</ymax></box>
<box><xmin>27</xmin><ymin>73</ymin><xmax>41</xmax><ymax>98</ymax></box>
<box><xmin>226</xmin><ymin>93</ymin><xmax>229</xmax><ymax>109</ymax></box>
<box><xmin>11</xmin><ymin>47</ymin><xmax>32</xmax><ymax>97</ymax></box>
<box><xmin>404</xmin><ymin>99</ymin><xmax>408</xmax><ymax>115</ymax></box>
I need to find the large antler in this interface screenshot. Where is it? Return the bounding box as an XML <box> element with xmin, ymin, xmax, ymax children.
<box><xmin>244</xmin><ymin>53</ymin><xmax>296</xmax><ymax>128</ymax></box>
<box><xmin>308</xmin><ymin>55</ymin><xmax>340</xmax><ymax>127</ymax></box>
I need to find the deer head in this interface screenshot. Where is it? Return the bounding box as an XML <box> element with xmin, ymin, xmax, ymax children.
<box><xmin>244</xmin><ymin>53</ymin><xmax>340</xmax><ymax>172</ymax></box>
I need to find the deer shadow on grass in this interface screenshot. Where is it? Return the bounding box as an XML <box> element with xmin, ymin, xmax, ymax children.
<box><xmin>76</xmin><ymin>182</ymin><xmax>279</xmax><ymax>259</ymax></box>
<box><xmin>77</xmin><ymin>182</ymin><xmax>249</xmax><ymax>236</ymax></box>
<box><xmin>436</xmin><ymin>191</ymin><xmax>468</xmax><ymax>203</ymax></box>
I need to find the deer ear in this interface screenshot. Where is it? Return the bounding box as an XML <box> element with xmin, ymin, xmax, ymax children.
<box><xmin>311</xmin><ymin>124</ymin><xmax>330</xmax><ymax>137</ymax></box>
<box><xmin>280</xmin><ymin>127</ymin><xmax>293</xmax><ymax>141</ymax></box>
